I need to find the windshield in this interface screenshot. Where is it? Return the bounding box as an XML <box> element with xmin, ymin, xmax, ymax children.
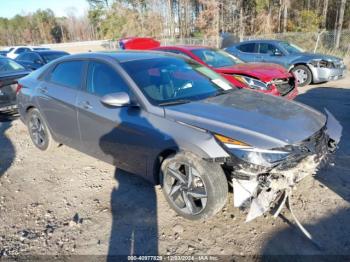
<box><xmin>192</xmin><ymin>48</ymin><xmax>243</xmax><ymax>68</ymax></box>
<box><xmin>279</xmin><ymin>42</ymin><xmax>304</xmax><ymax>54</ymax></box>
<box><xmin>0</xmin><ymin>58</ymin><xmax>25</xmax><ymax>73</ymax></box>
<box><xmin>121</xmin><ymin>57</ymin><xmax>236</xmax><ymax>105</ymax></box>
<box><xmin>42</xmin><ymin>52</ymin><xmax>68</xmax><ymax>63</ymax></box>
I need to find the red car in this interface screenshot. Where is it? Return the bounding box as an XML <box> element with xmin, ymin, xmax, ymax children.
<box><xmin>119</xmin><ymin>38</ymin><xmax>298</xmax><ymax>99</ymax></box>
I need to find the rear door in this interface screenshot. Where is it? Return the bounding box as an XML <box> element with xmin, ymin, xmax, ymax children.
<box><xmin>76</xmin><ymin>60</ymin><xmax>149</xmax><ymax>175</ymax></box>
<box><xmin>36</xmin><ymin>60</ymin><xmax>85</xmax><ymax>148</ymax></box>
<box><xmin>235</xmin><ymin>42</ymin><xmax>258</xmax><ymax>62</ymax></box>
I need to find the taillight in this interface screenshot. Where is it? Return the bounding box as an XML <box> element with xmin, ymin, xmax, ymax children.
<box><xmin>16</xmin><ymin>83</ymin><xmax>23</xmax><ymax>94</ymax></box>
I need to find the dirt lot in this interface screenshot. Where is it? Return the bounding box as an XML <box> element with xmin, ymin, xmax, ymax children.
<box><xmin>1</xmin><ymin>76</ymin><xmax>350</xmax><ymax>259</ymax></box>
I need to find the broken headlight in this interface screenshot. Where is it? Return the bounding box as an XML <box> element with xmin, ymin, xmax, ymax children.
<box><xmin>233</xmin><ymin>75</ymin><xmax>270</xmax><ymax>91</ymax></box>
<box><xmin>310</xmin><ymin>59</ymin><xmax>335</xmax><ymax>68</ymax></box>
<box><xmin>214</xmin><ymin>134</ymin><xmax>290</xmax><ymax>167</ymax></box>
<box><xmin>228</xmin><ymin>147</ymin><xmax>290</xmax><ymax>167</ymax></box>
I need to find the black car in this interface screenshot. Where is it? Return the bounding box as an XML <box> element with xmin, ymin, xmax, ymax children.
<box><xmin>15</xmin><ymin>50</ymin><xmax>69</xmax><ymax>70</ymax></box>
<box><xmin>0</xmin><ymin>57</ymin><xmax>30</xmax><ymax>111</ymax></box>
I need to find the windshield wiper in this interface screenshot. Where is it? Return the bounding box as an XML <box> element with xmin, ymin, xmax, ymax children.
<box><xmin>158</xmin><ymin>99</ymin><xmax>191</xmax><ymax>106</ymax></box>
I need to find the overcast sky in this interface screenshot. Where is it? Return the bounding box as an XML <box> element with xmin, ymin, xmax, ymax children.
<box><xmin>0</xmin><ymin>0</ymin><xmax>90</xmax><ymax>18</ymax></box>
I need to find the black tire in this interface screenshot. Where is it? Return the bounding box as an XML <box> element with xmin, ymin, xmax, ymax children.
<box><xmin>26</xmin><ymin>108</ymin><xmax>59</xmax><ymax>151</ymax></box>
<box><xmin>160</xmin><ymin>151</ymin><xmax>228</xmax><ymax>220</ymax></box>
<box><xmin>291</xmin><ymin>65</ymin><xmax>312</xmax><ymax>87</ymax></box>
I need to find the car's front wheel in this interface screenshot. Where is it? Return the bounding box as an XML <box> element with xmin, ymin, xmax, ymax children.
<box><xmin>26</xmin><ymin>108</ymin><xmax>59</xmax><ymax>151</ymax></box>
<box><xmin>160</xmin><ymin>151</ymin><xmax>228</xmax><ymax>220</ymax></box>
<box><xmin>291</xmin><ymin>65</ymin><xmax>312</xmax><ymax>87</ymax></box>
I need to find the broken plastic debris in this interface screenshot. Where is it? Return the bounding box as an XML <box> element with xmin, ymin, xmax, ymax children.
<box><xmin>325</xmin><ymin>108</ymin><xmax>342</xmax><ymax>144</ymax></box>
<box><xmin>232</xmin><ymin>178</ymin><xmax>258</xmax><ymax>207</ymax></box>
<box><xmin>246</xmin><ymin>189</ymin><xmax>277</xmax><ymax>222</ymax></box>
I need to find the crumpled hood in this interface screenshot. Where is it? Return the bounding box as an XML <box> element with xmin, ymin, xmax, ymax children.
<box><xmin>293</xmin><ymin>52</ymin><xmax>343</xmax><ymax>63</ymax></box>
<box><xmin>216</xmin><ymin>63</ymin><xmax>291</xmax><ymax>81</ymax></box>
<box><xmin>164</xmin><ymin>89</ymin><xmax>326</xmax><ymax>149</ymax></box>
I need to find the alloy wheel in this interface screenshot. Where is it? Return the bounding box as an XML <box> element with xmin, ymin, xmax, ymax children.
<box><xmin>29</xmin><ymin>114</ymin><xmax>46</xmax><ymax>147</ymax></box>
<box><xmin>294</xmin><ymin>68</ymin><xmax>308</xmax><ymax>84</ymax></box>
<box><xmin>164</xmin><ymin>162</ymin><xmax>208</xmax><ymax>215</ymax></box>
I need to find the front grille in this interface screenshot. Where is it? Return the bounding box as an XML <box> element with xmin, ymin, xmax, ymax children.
<box><xmin>272</xmin><ymin>78</ymin><xmax>295</xmax><ymax>96</ymax></box>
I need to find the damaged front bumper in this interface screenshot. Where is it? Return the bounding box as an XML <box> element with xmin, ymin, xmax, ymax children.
<box><xmin>310</xmin><ymin>63</ymin><xmax>347</xmax><ymax>83</ymax></box>
<box><xmin>226</xmin><ymin>110</ymin><xmax>342</xmax><ymax>222</ymax></box>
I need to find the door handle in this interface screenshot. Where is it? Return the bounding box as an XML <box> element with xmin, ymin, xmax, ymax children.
<box><xmin>38</xmin><ymin>87</ymin><xmax>48</xmax><ymax>94</ymax></box>
<box><xmin>79</xmin><ymin>101</ymin><xmax>93</xmax><ymax>110</ymax></box>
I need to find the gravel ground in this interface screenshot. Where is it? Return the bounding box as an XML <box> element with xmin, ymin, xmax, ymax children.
<box><xmin>0</xmin><ymin>77</ymin><xmax>350</xmax><ymax>259</ymax></box>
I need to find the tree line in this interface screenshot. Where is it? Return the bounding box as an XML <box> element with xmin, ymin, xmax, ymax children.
<box><xmin>0</xmin><ymin>0</ymin><xmax>348</xmax><ymax>47</ymax></box>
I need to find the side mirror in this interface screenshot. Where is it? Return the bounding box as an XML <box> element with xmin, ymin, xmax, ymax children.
<box><xmin>100</xmin><ymin>92</ymin><xmax>131</xmax><ymax>107</ymax></box>
<box><xmin>273</xmin><ymin>50</ymin><xmax>283</xmax><ymax>56</ymax></box>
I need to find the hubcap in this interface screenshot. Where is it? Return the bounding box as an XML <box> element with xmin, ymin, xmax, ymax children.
<box><xmin>294</xmin><ymin>69</ymin><xmax>308</xmax><ymax>84</ymax></box>
<box><xmin>29</xmin><ymin>114</ymin><xmax>46</xmax><ymax>147</ymax></box>
<box><xmin>164</xmin><ymin>162</ymin><xmax>207</xmax><ymax>215</ymax></box>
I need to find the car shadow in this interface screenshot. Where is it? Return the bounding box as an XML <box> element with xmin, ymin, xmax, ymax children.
<box><xmin>260</xmin><ymin>86</ymin><xmax>350</xmax><ymax>255</ymax></box>
<box><xmin>0</xmin><ymin>111</ymin><xmax>16</xmax><ymax>178</ymax></box>
<box><xmin>296</xmin><ymin>87</ymin><xmax>350</xmax><ymax>202</ymax></box>
<box><xmin>107</xmin><ymin>169</ymin><xmax>158</xmax><ymax>257</ymax></box>
<box><xmin>96</xmin><ymin>106</ymin><xmax>179</xmax><ymax>258</ymax></box>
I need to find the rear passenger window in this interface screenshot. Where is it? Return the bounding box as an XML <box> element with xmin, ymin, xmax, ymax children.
<box><xmin>49</xmin><ymin>61</ymin><xmax>84</xmax><ymax>89</ymax></box>
<box><xmin>86</xmin><ymin>61</ymin><xmax>129</xmax><ymax>97</ymax></box>
<box><xmin>237</xmin><ymin>43</ymin><xmax>256</xmax><ymax>53</ymax></box>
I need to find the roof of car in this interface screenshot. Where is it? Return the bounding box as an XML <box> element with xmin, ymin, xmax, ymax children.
<box><xmin>26</xmin><ymin>50</ymin><xmax>68</xmax><ymax>54</ymax></box>
<box><xmin>157</xmin><ymin>45</ymin><xmax>211</xmax><ymax>50</ymax></box>
<box><xmin>236</xmin><ymin>39</ymin><xmax>285</xmax><ymax>44</ymax></box>
<box><xmin>63</xmin><ymin>51</ymin><xmax>181</xmax><ymax>63</ymax></box>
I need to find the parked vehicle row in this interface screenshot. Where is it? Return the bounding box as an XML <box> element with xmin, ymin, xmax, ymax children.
<box><xmin>0</xmin><ymin>47</ymin><xmax>69</xmax><ymax>111</ymax></box>
<box><xmin>6</xmin><ymin>46</ymin><xmax>50</xmax><ymax>59</ymax></box>
<box><xmin>119</xmin><ymin>37</ymin><xmax>298</xmax><ymax>99</ymax></box>
<box><xmin>153</xmin><ymin>45</ymin><xmax>298</xmax><ymax>100</ymax></box>
<box><xmin>0</xmin><ymin>57</ymin><xmax>31</xmax><ymax>111</ymax></box>
<box><xmin>17</xmin><ymin>51</ymin><xmax>342</xmax><ymax>221</ymax></box>
<box><xmin>15</xmin><ymin>50</ymin><xmax>69</xmax><ymax>70</ymax></box>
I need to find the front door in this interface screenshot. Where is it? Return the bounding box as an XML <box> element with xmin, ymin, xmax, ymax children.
<box><xmin>257</xmin><ymin>43</ymin><xmax>285</xmax><ymax>66</ymax></box>
<box><xmin>76</xmin><ymin>60</ymin><xmax>151</xmax><ymax>175</ymax></box>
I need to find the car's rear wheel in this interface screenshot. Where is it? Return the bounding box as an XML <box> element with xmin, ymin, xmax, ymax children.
<box><xmin>292</xmin><ymin>65</ymin><xmax>312</xmax><ymax>87</ymax></box>
<box><xmin>27</xmin><ymin>108</ymin><xmax>58</xmax><ymax>151</ymax></box>
<box><xmin>160</xmin><ymin>151</ymin><xmax>228</xmax><ymax>220</ymax></box>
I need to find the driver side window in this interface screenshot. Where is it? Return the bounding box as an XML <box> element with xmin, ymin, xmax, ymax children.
<box><xmin>258</xmin><ymin>43</ymin><xmax>280</xmax><ymax>54</ymax></box>
<box><xmin>86</xmin><ymin>61</ymin><xmax>129</xmax><ymax>97</ymax></box>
